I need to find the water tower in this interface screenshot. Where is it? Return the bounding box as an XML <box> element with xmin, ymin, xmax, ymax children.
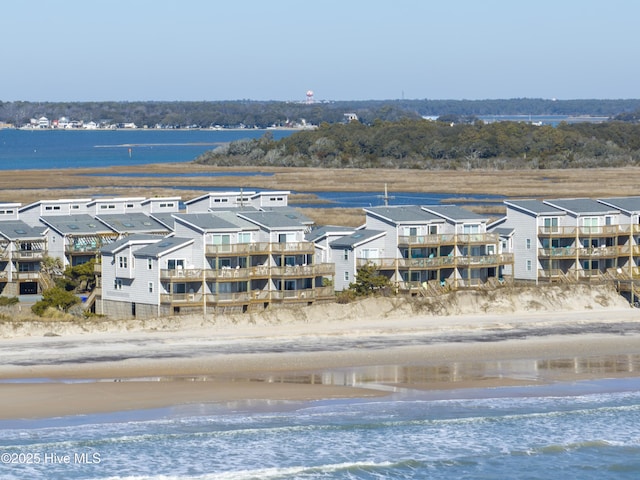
<box><xmin>306</xmin><ymin>90</ymin><xmax>314</xmax><ymax>104</ymax></box>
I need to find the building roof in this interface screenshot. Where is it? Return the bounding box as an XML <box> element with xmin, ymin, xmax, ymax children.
<box><xmin>173</xmin><ymin>213</ymin><xmax>242</xmax><ymax>232</ymax></box>
<box><xmin>101</xmin><ymin>234</ymin><xmax>159</xmax><ymax>255</ymax></box>
<box><xmin>134</xmin><ymin>237</ymin><xmax>194</xmax><ymax>258</ymax></box>
<box><xmin>598</xmin><ymin>196</ymin><xmax>640</xmax><ymax>214</ymax></box>
<box><xmin>261</xmin><ymin>206</ymin><xmax>314</xmax><ymax>225</ymax></box>
<box><xmin>422</xmin><ymin>205</ymin><xmax>487</xmax><ymax>222</ymax></box>
<box><xmin>305</xmin><ymin>225</ymin><xmax>356</xmax><ymax>243</ymax></box>
<box><xmin>544</xmin><ymin>198</ymin><xmax>619</xmax><ymax>215</ymax></box>
<box><xmin>96</xmin><ymin>212</ymin><xmax>170</xmax><ymax>234</ymax></box>
<box><xmin>364</xmin><ymin>205</ymin><xmax>441</xmax><ymax>224</ymax></box>
<box><xmin>492</xmin><ymin>227</ymin><xmax>515</xmax><ymax>237</ymax></box>
<box><xmin>504</xmin><ymin>200</ymin><xmax>566</xmax><ymax>216</ymax></box>
<box><xmin>149</xmin><ymin>212</ymin><xmax>178</xmax><ymax>231</ymax></box>
<box><xmin>238</xmin><ymin>211</ymin><xmax>307</xmax><ymax>230</ymax></box>
<box><xmin>0</xmin><ymin>220</ymin><xmax>46</xmax><ymax>240</ymax></box>
<box><xmin>41</xmin><ymin>214</ymin><xmax>115</xmax><ymax>235</ymax></box>
<box><xmin>330</xmin><ymin>229</ymin><xmax>385</xmax><ymax>249</ymax></box>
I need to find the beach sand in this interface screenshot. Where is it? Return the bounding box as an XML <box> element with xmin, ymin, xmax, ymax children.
<box><xmin>1</xmin><ymin>286</ymin><xmax>640</xmax><ymax>420</ymax></box>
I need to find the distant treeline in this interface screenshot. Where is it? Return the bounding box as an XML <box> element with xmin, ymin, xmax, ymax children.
<box><xmin>194</xmin><ymin>119</ymin><xmax>640</xmax><ymax>170</ymax></box>
<box><xmin>3</xmin><ymin>98</ymin><xmax>640</xmax><ymax>128</ymax></box>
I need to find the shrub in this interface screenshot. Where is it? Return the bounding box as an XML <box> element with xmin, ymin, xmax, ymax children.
<box><xmin>32</xmin><ymin>287</ymin><xmax>81</xmax><ymax>317</ymax></box>
<box><xmin>0</xmin><ymin>296</ymin><xmax>19</xmax><ymax>306</ymax></box>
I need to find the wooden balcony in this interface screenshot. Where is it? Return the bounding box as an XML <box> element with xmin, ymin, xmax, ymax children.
<box><xmin>160</xmin><ymin>268</ymin><xmax>205</xmax><ymax>281</ymax></box>
<box><xmin>398</xmin><ymin>234</ymin><xmax>456</xmax><ymax>246</ymax></box>
<box><xmin>539</xmin><ymin>246</ymin><xmax>576</xmax><ymax>258</ymax></box>
<box><xmin>578</xmin><ymin>225</ymin><xmax>625</xmax><ymax>237</ymax></box>
<box><xmin>359</xmin><ymin>253</ymin><xmax>513</xmax><ymax>270</ymax></box>
<box><xmin>538</xmin><ymin>226</ymin><xmax>576</xmax><ymax>237</ymax></box>
<box><xmin>205</xmin><ymin>242</ymin><xmax>271</xmax><ymax>256</ymax></box>
<box><xmin>271</xmin><ymin>241</ymin><xmax>315</xmax><ymax>254</ymax></box>
<box><xmin>398</xmin><ymin>233</ymin><xmax>499</xmax><ymax>247</ymax></box>
<box><xmin>271</xmin><ymin>263</ymin><xmax>335</xmax><ymax>277</ymax></box>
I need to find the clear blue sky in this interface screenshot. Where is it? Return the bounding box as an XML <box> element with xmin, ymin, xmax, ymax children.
<box><xmin>3</xmin><ymin>0</ymin><xmax>638</xmax><ymax>102</ymax></box>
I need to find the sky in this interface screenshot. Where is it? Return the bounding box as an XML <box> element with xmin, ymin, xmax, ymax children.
<box><xmin>2</xmin><ymin>0</ymin><xmax>639</xmax><ymax>102</ymax></box>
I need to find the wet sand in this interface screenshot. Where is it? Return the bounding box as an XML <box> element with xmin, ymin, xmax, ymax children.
<box><xmin>2</xmin><ymin>327</ymin><xmax>640</xmax><ymax>420</ymax></box>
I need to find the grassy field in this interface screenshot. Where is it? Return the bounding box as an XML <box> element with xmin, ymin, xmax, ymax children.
<box><xmin>4</xmin><ymin>163</ymin><xmax>639</xmax><ymax>226</ymax></box>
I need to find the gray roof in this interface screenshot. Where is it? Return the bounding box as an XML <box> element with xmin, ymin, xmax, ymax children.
<box><xmin>365</xmin><ymin>205</ymin><xmax>441</xmax><ymax>224</ymax></box>
<box><xmin>305</xmin><ymin>225</ymin><xmax>356</xmax><ymax>242</ymax></box>
<box><xmin>261</xmin><ymin>206</ymin><xmax>314</xmax><ymax>225</ymax></box>
<box><xmin>0</xmin><ymin>220</ymin><xmax>46</xmax><ymax>240</ymax></box>
<box><xmin>100</xmin><ymin>234</ymin><xmax>159</xmax><ymax>255</ymax></box>
<box><xmin>330</xmin><ymin>229</ymin><xmax>385</xmax><ymax>249</ymax></box>
<box><xmin>41</xmin><ymin>214</ymin><xmax>114</xmax><ymax>235</ymax></box>
<box><xmin>135</xmin><ymin>237</ymin><xmax>194</xmax><ymax>257</ymax></box>
<box><xmin>492</xmin><ymin>227</ymin><xmax>515</xmax><ymax>237</ymax></box>
<box><xmin>505</xmin><ymin>200</ymin><xmax>566</xmax><ymax>216</ymax></box>
<box><xmin>149</xmin><ymin>212</ymin><xmax>178</xmax><ymax>231</ymax></box>
<box><xmin>422</xmin><ymin>205</ymin><xmax>487</xmax><ymax>222</ymax></box>
<box><xmin>238</xmin><ymin>211</ymin><xmax>306</xmax><ymax>230</ymax></box>
<box><xmin>173</xmin><ymin>213</ymin><xmax>242</xmax><ymax>232</ymax></box>
<box><xmin>544</xmin><ymin>198</ymin><xmax>619</xmax><ymax>215</ymax></box>
<box><xmin>598</xmin><ymin>196</ymin><xmax>640</xmax><ymax>213</ymax></box>
<box><xmin>96</xmin><ymin>212</ymin><xmax>170</xmax><ymax>234</ymax></box>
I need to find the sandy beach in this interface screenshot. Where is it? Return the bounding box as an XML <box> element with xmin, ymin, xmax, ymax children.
<box><xmin>1</xmin><ymin>285</ymin><xmax>640</xmax><ymax>420</ymax></box>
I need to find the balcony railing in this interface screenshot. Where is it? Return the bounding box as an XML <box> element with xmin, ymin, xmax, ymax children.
<box><xmin>205</xmin><ymin>242</ymin><xmax>271</xmax><ymax>255</ymax></box>
<box><xmin>398</xmin><ymin>234</ymin><xmax>456</xmax><ymax>246</ymax></box>
<box><xmin>539</xmin><ymin>247</ymin><xmax>577</xmax><ymax>258</ymax></box>
<box><xmin>359</xmin><ymin>253</ymin><xmax>513</xmax><ymax>269</ymax></box>
<box><xmin>14</xmin><ymin>249</ymin><xmax>46</xmax><ymax>260</ymax></box>
<box><xmin>578</xmin><ymin>225</ymin><xmax>624</xmax><ymax>236</ymax></box>
<box><xmin>271</xmin><ymin>263</ymin><xmax>335</xmax><ymax>277</ymax></box>
<box><xmin>538</xmin><ymin>226</ymin><xmax>576</xmax><ymax>236</ymax></box>
<box><xmin>398</xmin><ymin>233</ymin><xmax>499</xmax><ymax>246</ymax></box>
<box><xmin>160</xmin><ymin>268</ymin><xmax>205</xmax><ymax>280</ymax></box>
<box><xmin>271</xmin><ymin>241</ymin><xmax>315</xmax><ymax>254</ymax></box>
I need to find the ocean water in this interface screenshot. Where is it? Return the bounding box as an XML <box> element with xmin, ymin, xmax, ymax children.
<box><xmin>1</xmin><ymin>378</ymin><xmax>639</xmax><ymax>479</ymax></box>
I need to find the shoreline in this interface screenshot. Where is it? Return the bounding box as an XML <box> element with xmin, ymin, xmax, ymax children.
<box><xmin>2</xmin><ymin>302</ymin><xmax>640</xmax><ymax>420</ymax></box>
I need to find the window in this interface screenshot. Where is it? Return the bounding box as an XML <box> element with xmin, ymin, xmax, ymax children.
<box><xmin>344</xmin><ymin>271</ymin><xmax>349</xmax><ymax>282</ymax></box>
<box><xmin>168</xmin><ymin>259</ymin><xmax>185</xmax><ymax>270</ymax></box>
<box><xmin>526</xmin><ymin>260</ymin><xmax>532</xmax><ymax>272</ymax></box>
<box><xmin>126</xmin><ymin>203</ymin><xmax>134</xmax><ymax>208</ymax></box>
<box><xmin>148</xmin><ymin>282</ymin><xmax>154</xmax><ymax>293</ymax></box>
<box><xmin>463</xmin><ymin>224</ymin><xmax>480</xmax><ymax>234</ymax></box>
<box><xmin>114</xmin><ymin>279</ymin><xmax>123</xmax><ymax>290</ymax></box>
<box><xmin>147</xmin><ymin>258</ymin><xmax>153</xmax><ymax>270</ymax></box>
<box><xmin>526</xmin><ymin>239</ymin><xmax>531</xmax><ymax>250</ymax></box>
<box><xmin>343</xmin><ymin>249</ymin><xmax>349</xmax><ymax>260</ymax></box>
<box><xmin>543</xmin><ymin>217</ymin><xmax>559</xmax><ymax>233</ymax></box>
<box><xmin>238</xmin><ymin>232</ymin><xmax>251</xmax><ymax>243</ymax></box>
<box><xmin>119</xmin><ymin>256</ymin><xmax>128</xmax><ymax>268</ymax></box>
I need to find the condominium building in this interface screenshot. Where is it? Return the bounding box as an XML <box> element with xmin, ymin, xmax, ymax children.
<box><xmin>495</xmin><ymin>197</ymin><xmax>640</xmax><ymax>284</ymax></box>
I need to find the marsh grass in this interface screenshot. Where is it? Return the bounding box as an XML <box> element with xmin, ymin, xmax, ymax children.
<box><xmin>3</xmin><ymin>163</ymin><xmax>639</xmax><ymax>225</ymax></box>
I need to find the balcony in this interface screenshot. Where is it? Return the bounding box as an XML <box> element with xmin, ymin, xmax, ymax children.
<box><xmin>398</xmin><ymin>234</ymin><xmax>455</xmax><ymax>246</ymax></box>
<box><xmin>271</xmin><ymin>263</ymin><xmax>335</xmax><ymax>277</ymax></box>
<box><xmin>539</xmin><ymin>246</ymin><xmax>577</xmax><ymax>258</ymax></box>
<box><xmin>205</xmin><ymin>242</ymin><xmax>271</xmax><ymax>255</ymax></box>
<box><xmin>578</xmin><ymin>225</ymin><xmax>624</xmax><ymax>237</ymax></box>
<box><xmin>160</xmin><ymin>268</ymin><xmax>205</xmax><ymax>280</ymax></box>
<box><xmin>271</xmin><ymin>241</ymin><xmax>315</xmax><ymax>254</ymax></box>
<box><xmin>456</xmin><ymin>253</ymin><xmax>514</xmax><ymax>266</ymax></box>
<box><xmin>538</xmin><ymin>226</ymin><xmax>576</xmax><ymax>236</ymax></box>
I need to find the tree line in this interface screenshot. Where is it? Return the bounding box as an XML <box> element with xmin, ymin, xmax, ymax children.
<box><xmin>3</xmin><ymin>98</ymin><xmax>640</xmax><ymax>129</ymax></box>
<box><xmin>194</xmin><ymin>119</ymin><xmax>640</xmax><ymax>170</ymax></box>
